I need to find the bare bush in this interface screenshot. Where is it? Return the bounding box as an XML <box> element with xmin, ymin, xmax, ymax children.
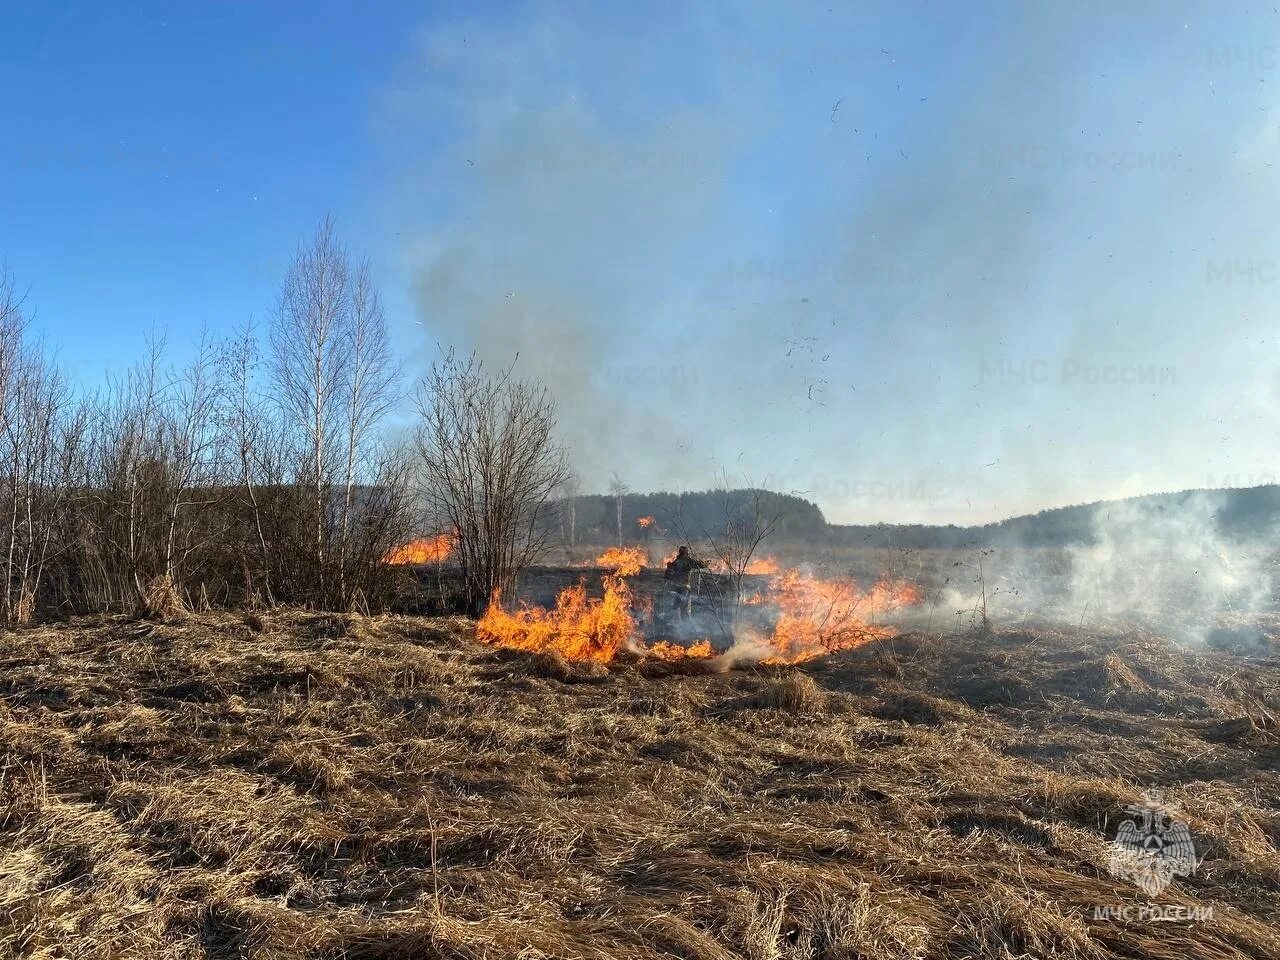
<box><xmin>414</xmin><ymin>352</ymin><xmax>569</xmax><ymax>615</ymax></box>
<box><xmin>0</xmin><ymin>230</ymin><xmax>410</xmax><ymax>620</ymax></box>
<box><xmin>674</xmin><ymin>483</ymin><xmax>785</xmax><ymax>605</ymax></box>
<box><xmin>75</xmin><ymin>336</ymin><xmax>226</xmax><ymax>617</ymax></box>
<box><xmin>218</xmin><ymin>320</ymin><xmax>280</xmax><ymax>605</ymax></box>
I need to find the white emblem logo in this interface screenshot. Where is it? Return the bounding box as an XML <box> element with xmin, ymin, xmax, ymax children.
<box><xmin>1108</xmin><ymin>792</ymin><xmax>1198</xmax><ymax>897</ymax></box>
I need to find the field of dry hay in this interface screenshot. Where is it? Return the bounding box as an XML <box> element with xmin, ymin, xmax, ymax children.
<box><xmin>2</xmin><ymin>612</ymin><xmax>1278</xmax><ymax>959</ymax></box>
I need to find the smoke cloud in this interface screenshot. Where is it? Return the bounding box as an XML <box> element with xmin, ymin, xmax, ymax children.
<box><xmin>377</xmin><ymin>3</ymin><xmax>1280</xmax><ymax>525</ymax></box>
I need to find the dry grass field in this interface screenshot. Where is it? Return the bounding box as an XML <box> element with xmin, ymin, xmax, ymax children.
<box><xmin>2</xmin><ymin>611</ymin><xmax>1279</xmax><ymax>958</ymax></box>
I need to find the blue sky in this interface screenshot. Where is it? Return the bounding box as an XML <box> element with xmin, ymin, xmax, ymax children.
<box><xmin>3</xmin><ymin>2</ymin><xmax>422</xmax><ymax>371</ymax></box>
<box><xmin>5</xmin><ymin>2</ymin><xmax>1280</xmax><ymax>524</ymax></box>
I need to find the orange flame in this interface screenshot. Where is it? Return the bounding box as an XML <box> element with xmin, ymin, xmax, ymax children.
<box><xmin>383</xmin><ymin>533</ymin><xmax>456</xmax><ymax>565</ymax></box>
<box><xmin>475</xmin><ymin>562</ymin><xmax>922</xmax><ymax>668</ymax></box>
<box><xmin>592</xmin><ymin>545</ymin><xmax>647</xmax><ymax>576</ymax></box>
<box><xmin>754</xmin><ymin>570</ymin><xmax>922</xmax><ymax>664</ymax></box>
<box><xmin>648</xmin><ymin>639</ymin><xmax>715</xmax><ymax>661</ymax></box>
<box><xmin>636</xmin><ymin>515</ymin><xmax>656</xmax><ymax>529</ymax></box>
<box><xmin>477</xmin><ymin>575</ymin><xmax>635</xmax><ymax>663</ymax></box>
<box><xmin>705</xmin><ymin>555</ymin><xmax>780</xmax><ymax>575</ymax></box>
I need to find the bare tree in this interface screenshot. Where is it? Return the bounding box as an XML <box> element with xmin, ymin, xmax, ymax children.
<box><xmin>336</xmin><ymin>260</ymin><xmax>402</xmax><ymax>604</ymax></box>
<box><xmin>562</xmin><ymin>472</ymin><xmax>580</xmax><ymax>549</ymax></box>
<box><xmin>414</xmin><ymin>352</ymin><xmax>569</xmax><ymax>615</ymax></box>
<box><xmin>86</xmin><ymin>336</ymin><xmax>169</xmax><ymax>613</ymax></box>
<box><xmin>0</xmin><ymin>273</ymin><xmax>85</xmax><ymax>623</ymax></box>
<box><xmin>265</xmin><ymin>219</ymin><xmax>409</xmax><ymax>610</ymax></box>
<box><xmin>684</xmin><ymin>482</ymin><xmax>785</xmax><ymax>607</ymax></box>
<box><xmin>219</xmin><ymin>320</ymin><xmax>278</xmax><ymax>604</ymax></box>
<box><xmin>155</xmin><ymin>335</ymin><xmax>225</xmax><ymax>609</ymax></box>
<box><xmin>77</xmin><ymin>334</ymin><xmax>227</xmax><ymax>617</ymax></box>
<box><xmin>270</xmin><ymin>217</ymin><xmax>350</xmax><ymax>605</ymax></box>
<box><xmin>608</xmin><ymin>470</ymin><xmax>629</xmax><ymax>546</ymax></box>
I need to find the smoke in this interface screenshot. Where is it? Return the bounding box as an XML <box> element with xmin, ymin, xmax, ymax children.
<box><xmin>925</xmin><ymin>494</ymin><xmax>1280</xmax><ymax>645</ymax></box>
<box><xmin>1061</xmin><ymin>495</ymin><xmax>1276</xmax><ymax>645</ymax></box>
<box><xmin>382</xmin><ymin>11</ymin><xmax>737</xmax><ymax>490</ymax></box>
<box><xmin>378</xmin><ymin>3</ymin><xmax>1280</xmax><ymax>524</ymax></box>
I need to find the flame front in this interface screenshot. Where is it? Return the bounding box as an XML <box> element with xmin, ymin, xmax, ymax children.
<box><xmin>475</xmin><ymin>556</ymin><xmax>922</xmax><ymax>667</ymax></box>
<box><xmin>477</xmin><ymin>546</ymin><xmax>645</xmax><ymax>662</ymax></box>
<box><xmin>477</xmin><ymin>574</ymin><xmax>636</xmax><ymax>663</ymax></box>
<box><xmin>591</xmin><ymin>546</ymin><xmax>647</xmax><ymax>576</ymax></box>
<box><xmin>753</xmin><ymin>570</ymin><xmax>922</xmax><ymax>664</ymax></box>
<box><xmin>383</xmin><ymin>533</ymin><xmax>456</xmax><ymax>565</ymax></box>
<box><xmin>706</xmin><ymin>555</ymin><xmax>781</xmax><ymax>575</ymax></box>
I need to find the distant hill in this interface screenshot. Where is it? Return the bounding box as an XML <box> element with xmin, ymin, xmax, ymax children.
<box><xmin>563</xmin><ymin>489</ymin><xmax>825</xmax><ymax>543</ymax></box>
<box><xmin>570</xmin><ymin>485</ymin><xmax>1280</xmax><ymax>549</ymax></box>
<box><xmin>828</xmin><ymin>485</ymin><xmax>1280</xmax><ymax>549</ymax></box>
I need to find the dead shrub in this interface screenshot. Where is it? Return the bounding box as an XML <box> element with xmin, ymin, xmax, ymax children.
<box><xmin>752</xmin><ymin>672</ymin><xmax>825</xmax><ymax>713</ymax></box>
<box><xmin>139</xmin><ymin>574</ymin><xmax>187</xmax><ymax>621</ymax></box>
<box><xmin>12</xmin><ymin>589</ymin><xmax>36</xmax><ymax>625</ymax></box>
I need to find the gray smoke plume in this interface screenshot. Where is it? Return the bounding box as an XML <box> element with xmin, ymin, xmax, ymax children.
<box><xmin>378</xmin><ymin>3</ymin><xmax>1280</xmax><ymax>525</ymax></box>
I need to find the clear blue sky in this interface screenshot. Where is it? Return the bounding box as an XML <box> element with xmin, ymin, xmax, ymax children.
<box><xmin>3</xmin><ymin>1</ymin><xmax>432</xmax><ymax>378</ymax></box>
<box><xmin>5</xmin><ymin>2</ymin><xmax>1280</xmax><ymax>524</ymax></box>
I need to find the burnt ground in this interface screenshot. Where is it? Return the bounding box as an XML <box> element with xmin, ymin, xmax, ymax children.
<box><xmin>1</xmin><ymin>611</ymin><xmax>1278</xmax><ymax>959</ymax></box>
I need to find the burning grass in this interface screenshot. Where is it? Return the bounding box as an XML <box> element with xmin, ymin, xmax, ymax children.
<box><xmin>1</xmin><ymin>611</ymin><xmax>1278</xmax><ymax>958</ymax></box>
<box><xmin>476</xmin><ymin>562</ymin><xmax>925</xmax><ymax>668</ymax></box>
<box><xmin>382</xmin><ymin>533</ymin><xmax>456</xmax><ymax>565</ymax></box>
<box><xmin>476</xmin><ymin>574</ymin><xmax>637</xmax><ymax>663</ymax></box>
<box><xmin>749</xmin><ymin>570</ymin><xmax>922</xmax><ymax>664</ymax></box>
<box><xmin>590</xmin><ymin>545</ymin><xmax>648</xmax><ymax>576</ymax></box>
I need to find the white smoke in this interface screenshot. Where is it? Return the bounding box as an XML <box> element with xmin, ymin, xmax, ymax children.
<box><xmin>1061</xmin><ymin>494</ymin><xmax>1276</xmax><ymax>644</ymax></box>
<box><xmin>922</xmin><ymin>493</ymin><xmax>1280</xmax><ymax>645</ymax></box>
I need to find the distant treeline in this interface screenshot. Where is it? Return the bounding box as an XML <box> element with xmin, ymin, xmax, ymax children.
<box><xmin>562</xmin><ymin>489</ymin><xmax>826</xmax><ymax>543</ymax></box>
<box><xmin>583</xmin><ymin>485</ymin><xmax>1280</xmax><ymax>549</ymax></box>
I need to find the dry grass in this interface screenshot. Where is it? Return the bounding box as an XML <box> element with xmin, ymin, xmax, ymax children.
<box><xmin>139</xmin><ymin>574</ymin><xmax>188</xmax><ymax>621</ymax></box>
<box><xmin>750</xmin><ymin>672</ymin><xmax>826</xmax><ymax>713</ymax></box>
<box><xmin>1</xmin><ymin>612</ymin><xmax>1278</xmax><ymax>958</ymax></box>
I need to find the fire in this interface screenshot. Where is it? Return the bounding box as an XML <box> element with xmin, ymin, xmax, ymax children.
<box><xmin>475</xmin><ymin>559</ymin><xmax>923</xmax><ymax>668</ymax></box>
<box><xmin>753</xmin><ymin>571</ymin><xmax>922</xmax><ymax>665</ymax></box>
<box><xmin>383</xmin><ymin>532</ymin><xmax>455</xmax><ymax>565</ymax></box>
<box><xmin>592</xmin><ymin>546</ymin><xmax>647</xmax><ymax>576</ymax></box>
<box><xmin>476</xmin><ymin>544</ymin><xmax>650</xmax><ymax>662</ymax></box>
<box><xmin>648</xmin><ymin>639</ymin><xmax>715</xmax><ymax>661</ymax></box>
<box><xmin>477</xmin><ymin>575</ymin><xmax>635</xmax><ymax>663</ymax></box>
<box><xmin>636</xmin><ymin>515</ymin><xmax>656</xmax><ymax>529</ymax></box>
<box><xmin>705</xmin><ymin>555</ymin><xmax>780</xmax><ymax>575</ymax></box>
